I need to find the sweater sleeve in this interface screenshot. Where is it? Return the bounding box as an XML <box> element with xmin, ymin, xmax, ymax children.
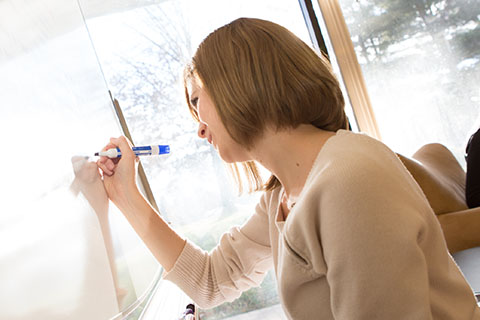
<box><xmin>162</xmin><ymin>192</ymin><xmax>273</xmax><ymax>309</ymax></box>
<box><xmin>318</xmin><ymin>140</ymin><xmax>438</xmax><ymax>319</ymax></box>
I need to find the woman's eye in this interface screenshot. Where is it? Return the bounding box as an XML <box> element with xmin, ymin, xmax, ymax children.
<box><xmin>190</xmin><ymin>97</ymin><xmax>198</xmax><ymax>107</ymax></box>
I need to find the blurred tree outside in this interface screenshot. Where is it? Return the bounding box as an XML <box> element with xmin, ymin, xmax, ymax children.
<box><xmin>339</xmin><ymin>0</ymin><xmax>480</xmax><ymax>159</ymax></box>
<box><xmin>90</xmin><ymin>3</ymin><xmax>239</xmax><ymax>227</ymax></box>
<box><xmin>343</xmin><ymin>0</ymin><xmax>480</xmax><ymax>64</ymax></box>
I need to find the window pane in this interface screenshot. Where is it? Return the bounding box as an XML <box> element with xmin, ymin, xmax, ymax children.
<box><xmin>336</xmin><ymin>0</ymin><xmax>480</xmax><ymax>162</ymax></box>
<box><xmin>83</xmin><ymin>0</ymin><xmax>310</xmax><ymax>318</ymax></box>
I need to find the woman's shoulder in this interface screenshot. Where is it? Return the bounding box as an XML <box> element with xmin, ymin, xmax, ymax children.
<box><xmin>328</xmin><ymin>130</ymin><xmax>388</xmax><ymax>154</ymax></box>
<box><xmin>303</xmin><ymin>130</ymin><xmax>410</xmax><ymax>199</ymax></box>
<box><xmin>313</xmin><ymin>130</ymin><xmax>397</xmax><ymax>174</ymax></box>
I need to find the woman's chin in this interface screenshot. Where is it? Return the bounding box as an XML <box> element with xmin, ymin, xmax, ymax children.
<box><xmin>218</xmin><ymin>154</ymin><xmax>236</xmax><ymax>163</ymax></box>
<box><xmin>219</xmin><ymin>153</ymin><xmax>250</xmax><ymax>164</ymax></box>
<box><xmin>216</xmin><ymin>145</ymin><xmax>250</xmax><ymax>163</ymax></box>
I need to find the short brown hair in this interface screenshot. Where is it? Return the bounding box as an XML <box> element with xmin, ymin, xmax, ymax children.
<box><xmin>184</xmin><ymin>17</ymin><xmax>346</xmax><ymax>193</ymax></box>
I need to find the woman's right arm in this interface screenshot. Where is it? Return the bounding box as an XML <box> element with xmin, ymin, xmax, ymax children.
<box><xmin>96</xmin><ymin>136</ymin><xmax>186</xmax><ymax>272</ymax></box>
<box><xmin>97</xmin><ymin>136</ymin><xmax>273</xmax><ymax>308</ymax></box>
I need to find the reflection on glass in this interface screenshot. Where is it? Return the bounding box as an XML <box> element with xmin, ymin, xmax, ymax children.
<box><xmin>336</xmin><ymin>0</ymin><xmax>480</xmax><ymax>161</ymax></box>
<box><xmin>0</xmin><ymin>0</ymin><xmax>159</xmax><ymax>319</ymax></box>
<box><xmin>82</xmin><ymin>0</ymin><xmax>308</xmax><ymax>318</ymax></box>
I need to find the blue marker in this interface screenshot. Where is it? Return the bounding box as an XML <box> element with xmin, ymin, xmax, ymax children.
<box><xmin>95</xmin><ymin>145</ymin><xmax>170</xmax><ymax>158</ymax></box>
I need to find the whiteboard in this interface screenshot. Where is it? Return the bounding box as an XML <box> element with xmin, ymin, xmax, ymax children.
<box><xmin>0</xmin><ymin>0</ymin><xmax>161</xmax><ymax>318</ymax></box>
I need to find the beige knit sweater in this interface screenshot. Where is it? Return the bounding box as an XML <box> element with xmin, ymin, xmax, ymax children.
<box><xmin>164</xmin><ymin>130</ymin><xmax>480</xmax><ymax>319</ymax></box>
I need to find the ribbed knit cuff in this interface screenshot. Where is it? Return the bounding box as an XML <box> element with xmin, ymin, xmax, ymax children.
<box><xmin>162</xmin><ymin>240</ymin><xmax>223</xmax><ymax>308</ymax></box>
<box><xmin>162</xmin><ymin>240</ymin><xmax>204</xmax><ymax>280</ymax></box>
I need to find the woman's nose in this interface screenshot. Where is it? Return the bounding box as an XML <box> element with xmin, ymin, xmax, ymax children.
<box><xmin>197</xmin><ymin>122</ymin><xmax>207</xmax><ymax>139</ymax></box>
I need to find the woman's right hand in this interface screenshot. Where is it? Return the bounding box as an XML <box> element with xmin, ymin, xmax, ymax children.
<box><xmin>96</xmin><ymin>136</ymin><xmax>141</xmax><ymax>212</ymax></box>
<box><xmin>97</xmin><ymin>138</ymin><xmax>186</xmax><ymax>274</ymax></box>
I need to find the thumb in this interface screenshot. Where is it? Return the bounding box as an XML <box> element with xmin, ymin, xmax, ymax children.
<box><xmin>110</xmin><ymin>136</ymin><xmax>135</xmax><ymax>160</ymax></box>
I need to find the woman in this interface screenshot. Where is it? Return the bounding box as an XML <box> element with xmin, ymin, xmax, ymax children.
<box><xmin>97</xmin><ymin>18</ymin><xmax>479</xmax><ymax>319</ymax></box>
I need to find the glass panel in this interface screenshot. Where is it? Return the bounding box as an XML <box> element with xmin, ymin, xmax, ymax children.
<box><xmin>82</xmin><ymin>0</ymin><xmax>310</xmax><ymax>318</ymax></box>
<box><xmin>336</xmin><ymin>0</ymin><xmax>480</xmax><ymax>162</ymax></box>
<box><xmin>0</xmin><ymin>0</ymin><xmax>160</xmax><ymax>318</ymax></box>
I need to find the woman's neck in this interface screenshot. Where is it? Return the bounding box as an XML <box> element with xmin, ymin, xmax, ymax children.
<box><xmin>251</xmin><ymin>124</ymin><xmax>336</xmax><ymax>200</ymax></box>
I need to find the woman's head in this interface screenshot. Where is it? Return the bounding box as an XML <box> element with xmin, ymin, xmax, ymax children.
<box><xmin>184</xmin><ymin>17</ymin><xmax>346</xmax><ymax>192</ymax></box>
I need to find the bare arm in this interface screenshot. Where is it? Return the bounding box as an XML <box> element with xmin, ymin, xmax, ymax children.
<box><xmin>97</xmin><ymin>136</ymin><xmax>272</xmax><ymax>308</ymax></box>
<box><xmin>96</xmin><ymin>136</ymin><xmax>185</xmax><ymax>272</ymax></box>
<box><xmin>117</xmin><ymin>187</ymin><xmax>186</xmax><ymax>272</ymax></box>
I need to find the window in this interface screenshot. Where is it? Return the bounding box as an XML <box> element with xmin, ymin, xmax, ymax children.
<box><xmin>317</xmin><ymin>0</ymin><xmax>480</xmax><ymax>162</ymax></box>
<box><xmin>82</xmin><ymin>0</ymin><xmax>312</xmax><ymax>318</ymax></box>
